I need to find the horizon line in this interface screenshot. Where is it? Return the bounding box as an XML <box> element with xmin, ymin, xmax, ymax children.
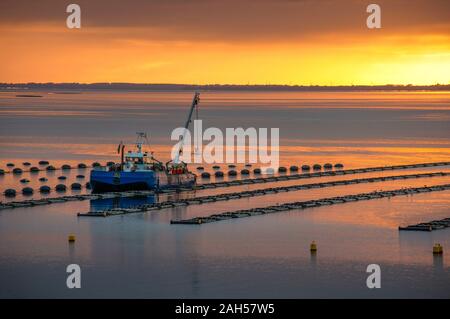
<box><xmin>1</xmin><ymin>82</ymin><xmax>450</xmax><ymax>87</ymax></box>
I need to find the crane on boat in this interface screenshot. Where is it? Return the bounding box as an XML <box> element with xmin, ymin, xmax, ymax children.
<box><xmin>90</xmin><ymin>93</ymin><xmax>199</xmax><ymax>192</ymax></box>
<box><xmin>172</xmin><ymin>92</ymin><xmax>201</xmax><ymax>165</ymax></box>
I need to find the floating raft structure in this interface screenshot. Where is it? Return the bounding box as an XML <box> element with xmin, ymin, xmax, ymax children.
<box><xmin>77</xmin><ymin>172</ymin><xmax>450</xmax><ymax>217</ymax></box>
<box><xmin>170</xmin><ymin>184</ymin><xmax>450</xmax><ymax>225</ymax></box>
<box><xmin>399</xmin><ymin>218</ymin><xmax>450</xmax><ymax>232</ymax></box>
<box><xmin>0</xmin><ymin>162</ymin><xmax>103</xmax><ymax>174</ymax></box>
<box><xmin>192</xmin><ymin>161</ymin><xmax>450</xmax><ymax>190</ymax></box>
<box><xmin>1</xmin><ymin>161</ymin><xmax>450</xmax><ymax>211</ymax></box>
<box><xmin>0</xmin><ymin>160</ymin><xmax>449</xmax><ymax>176</ymax></box>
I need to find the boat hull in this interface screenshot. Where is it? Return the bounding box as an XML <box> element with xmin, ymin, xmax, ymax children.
<box><xmin>90</xmin><ymin>170</ymin><xmax>196</xmax><ymax>193</ymax></box>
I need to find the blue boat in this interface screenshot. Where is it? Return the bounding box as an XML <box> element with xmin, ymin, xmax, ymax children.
<box><xmin>90</xmin><ymin>93</ymin><xmax>200</xmax><ymax>193</ymax></box>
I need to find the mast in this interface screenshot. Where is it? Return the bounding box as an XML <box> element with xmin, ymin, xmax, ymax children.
<box><xmin>174</xmin><ymin>92</ymin><xmax>200</xmax><ymax>164</ymax></box>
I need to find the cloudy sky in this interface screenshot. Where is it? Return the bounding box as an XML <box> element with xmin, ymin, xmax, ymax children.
<box><xmin>0</xmin><ymin>0</ymin><xmax>449</xmax><ymax>84</ymax></box>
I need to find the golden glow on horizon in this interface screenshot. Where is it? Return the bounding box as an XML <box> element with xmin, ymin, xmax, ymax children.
<box><xmin>0</xmin><ymin>24</ymin><xmax>449</xmax><ymax>85</ymax></box>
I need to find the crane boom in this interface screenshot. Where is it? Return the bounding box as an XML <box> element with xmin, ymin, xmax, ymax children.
<box><xmin>173</xmin><ymin>92</ymin><xmax>200</xmax><ymax>164</ymax></box>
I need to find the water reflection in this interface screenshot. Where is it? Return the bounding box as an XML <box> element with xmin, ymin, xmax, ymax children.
<box><xmin>433</xmin><ymin>254</ymin><xmax>444</xmax><ymax>272</ymax></box>
<box><xmin>1</xmin><ymin>91</ymin><xmax>450</xmax><ymax>297</ymax></box>
<box><xmin>68</xmin><ymin>242</ymin><xmax>76</xmax><ymax>263</ymax></box>
<box><xmin>310</xmin><ymin>251</ymin><xmax>317</xmax><ymax>268</ymax></box>
<box><xmin>89</xmin><ymin>195</ymin><xmax>156</xmax><ymax>212</ymax></box>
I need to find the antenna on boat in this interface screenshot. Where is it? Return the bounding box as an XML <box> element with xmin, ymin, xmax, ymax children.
<box><xmin>135</xmin><ymin>132</ymin><xmax>150</xmax><ymax>152</ymax></box>
<box><xmin>174</xmin><ymin>92</ymin><xmax>200</xmax><ymax>164</ymax></box>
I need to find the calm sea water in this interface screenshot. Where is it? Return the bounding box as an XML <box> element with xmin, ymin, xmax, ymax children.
<box><xmin>0</xmin><ymin>90</ymin><xmax>449</xmax><ymax>298</ymax></box>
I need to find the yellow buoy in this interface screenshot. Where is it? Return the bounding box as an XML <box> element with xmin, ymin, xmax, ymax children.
<box><xmin>433</xmin><ymin>243</ymin><xmax>443</xmax><ymax>255</ymax></box>
<box><xmin>68</xmin><ymin>235</ymin><xmax>76</xmax><ymax>243</ymax></box>
<box><xmin>310</xmin><ymin>241</ymin><xmax>317</xmax><ymax>253</ymax></box>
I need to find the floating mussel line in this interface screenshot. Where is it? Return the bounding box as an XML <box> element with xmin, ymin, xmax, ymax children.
<box><xmin>194</xmin><ymin>164</ymin><xmax>317</xmax><ymax>177</ymax></box>
<box><xmin>2</xmin><ymin>162</ymin><xmax>343</xmax><ymax>176</ymax></box>
<box><xmin>170</xmin><ymin>184</ymin><xmax>450</xmax><ymax>225</ymax></box>
<box><xmin>199</xmin><ymin>166</ymin><xmax>308</xmax><ymax>176</ymax></box>
<box><xmin>3</xmin><ymin>182</ymin><xmax>87</xmax><ymax>197</ymax></box>
<box><xmin>0</xmin><ymin>161</ymin><xmax>119</xmax><ymax>176</ymax></box>
<box><xmin>2</xmin><ymin>165</ymin><xmax>450</xmax><ymax>210</ymax></box>
<box><xmin>43</xmin><ymin>183</ymin><xmax>84</xmax><ymax>193</ymax></box>
<box><xmin>259</xmin><ymin>163</ymin><xmax>333</xmax><ymax>176</ymax></box>
<box><xmin>55</xmin><ymin>183</ymin><xmax>84</xmax><ymax>191</ymax></box>
<box><xmin>3</xmin><ymin>161</ymin><xmax>346</xmax><ymax>195</ymax></box>
<box><xmin>79</xmin><ymin>172</ymin><xmax>449</xmax><ymax>218</ymax></box>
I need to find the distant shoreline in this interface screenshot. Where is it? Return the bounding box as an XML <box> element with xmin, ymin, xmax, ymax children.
<box><xmin>1</xmin><ymin>83</ymin><xmax>449</xmax><ymax>92</ymax></box>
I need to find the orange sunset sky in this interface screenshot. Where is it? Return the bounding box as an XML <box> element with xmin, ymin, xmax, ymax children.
<box><xmin>0</xmin><ymin>0</ymin><xmax>449</xmax><ymax>85</ymax></box>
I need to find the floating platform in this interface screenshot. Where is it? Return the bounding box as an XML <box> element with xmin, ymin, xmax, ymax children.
<box><xmin>1</xmin><ymin>161</ymin><xmax>450</xmax><ymax>211</ymax></box>
<box><xmin>78</xmin><ymin>172</ymin><xmax>450</xmax><ymax>217</ymax></box>
<box><xmin>77</xmin><ymin>172</ymin><xmax>450</xmax><ymax>217</ymax></box>
<box><xmin>399</xmin><ymin>218</ymin><xmax>450</xmax><ymax>231</ymax></box>
<box><xmin>170</xmin><ymin>184</ymin><xmax>450</xmax><ymax>225</ymax></box>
